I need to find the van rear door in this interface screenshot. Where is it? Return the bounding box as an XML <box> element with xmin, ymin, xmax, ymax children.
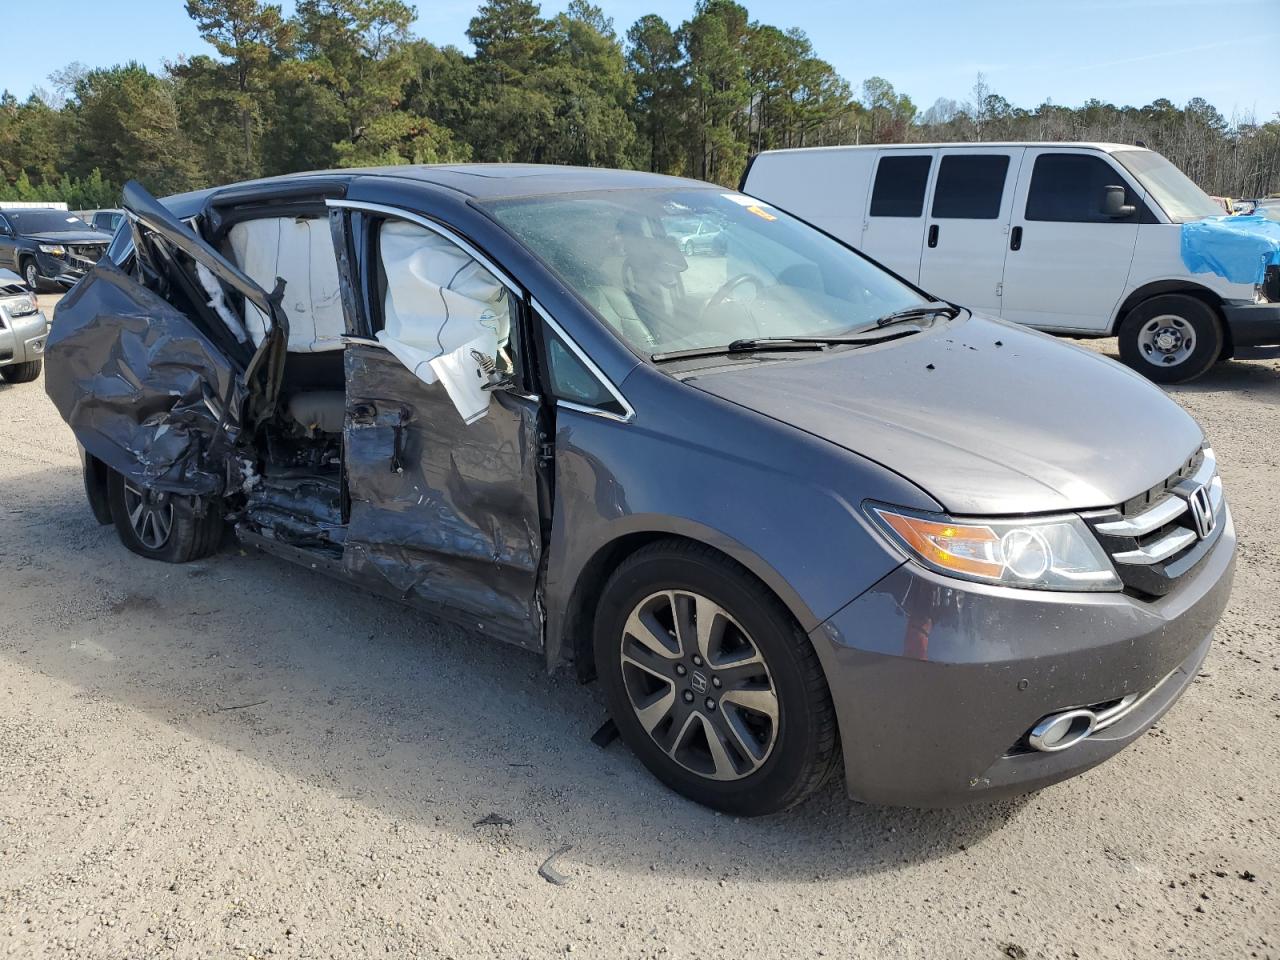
<box><xmin>860</xmin><ymin>150</ymin><xmax>933</xmax><ymax>282</ymax></box>
<box><xmin>917</xmin><ymin>147</ymin><xmax>1024</xmax><ymax>316</ymax></box>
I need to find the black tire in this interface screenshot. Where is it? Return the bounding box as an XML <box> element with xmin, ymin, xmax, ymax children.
<box><xmin>20</xmin><ymin>258</ymin><xmax>43</xmax><ymax>293</ymax></box>
<box><xmin>594</xmin><ymin>539</ymin><xmax>838</xmax><ymax>816</ymax></box>
<box><xmin>0</xmin><ymin>359</ymin><xmax>41</xmax><ymax>383</ymax></box>
<box><xmin>1117</xmin><ymin>294</ymin><xmax>1223</xmax><ymax>384</ymax></box>
<box><xmin>106</xmin><ymin>470</ymin><xmax>223</xmax><ymax>563</ymax></box>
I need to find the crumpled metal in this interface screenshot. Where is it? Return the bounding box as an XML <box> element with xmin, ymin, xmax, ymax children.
<box><xmin>1181</xmin><ymin>214</ymin><xmax>1280</xmax><ymax>286</ymax></box>
<box><xmin>44</xmin><ymin>259</ymin><xmax>245</xmax><ymax>494</ymax></box>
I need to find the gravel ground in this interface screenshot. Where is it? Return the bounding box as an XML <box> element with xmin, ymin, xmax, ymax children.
<box><xmin>1</xmin><ymin>295</ymin><xmax>1276</xmax><ymax>959</ymax></box>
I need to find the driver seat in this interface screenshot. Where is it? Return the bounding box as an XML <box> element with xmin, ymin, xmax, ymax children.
<box><xmin>583</xmin><ymin>284</ymin><xmax>658</xmax><ymax>349</ymax></box>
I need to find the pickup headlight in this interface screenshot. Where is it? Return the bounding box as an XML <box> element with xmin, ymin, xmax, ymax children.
<box><xmin>5</xmin><ymin>295</ymin><xmax>37</xmax><ymax>317</ymax></box>
<box><xmin>38</xmin><ymin>244</ymin><xmax>66</xmax><ymax>256</ymax></box>
<box><xmin>867</xmin><ymin>504</ymin><xmax>1122</xmax><ymax>591</ymax></box>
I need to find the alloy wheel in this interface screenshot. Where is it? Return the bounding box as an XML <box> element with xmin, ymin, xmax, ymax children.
<box><xmin>24</xmin><ymin>263</ymin><xmax>39</xmax><ymax>290</ymax></box>
<box><xmin>122</xmin><ymin>479</ymin><xmax>174</xmax><ymax>550</ymax></box>
<box><xmin>619</xmin><ymin>589</ymin><xmax>778</xmax><ymax>781</ymax></box>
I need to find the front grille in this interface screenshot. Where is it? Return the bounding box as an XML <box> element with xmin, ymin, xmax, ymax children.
<box><xmin>67</xmin><ymin>243</ymin><xmax>107</xmax><ymax>270</ymax></box>
<box><xmin>1083</xmin><ymin>447</ymin><xmax>1225</xmax><ymax>598</ymax></box>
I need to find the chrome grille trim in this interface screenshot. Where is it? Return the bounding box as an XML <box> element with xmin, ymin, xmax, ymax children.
<box><xmin>1095</xmin><ymin>448</ymin><xmax>1215</xmax><ymax>538</ymax></box>
<box><xmin>1111</xmin><ymin>527</ymin><xmax>1199</xmax><ymax>565</ymax></box>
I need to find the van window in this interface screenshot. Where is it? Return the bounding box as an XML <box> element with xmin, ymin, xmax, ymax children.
<box><xmin>931</xmin><ymin>154</ymin><xmax>1010</xmax><ymax>219</ymax></box>
<box><xmin>869</xmin><ymin>155</ymin><xmax>932</xmax><ymax>217</ymax></box>
<box><xmin>1025</xmin><ymin>154</ymin><xmax>1139</xmax><ymax>223</ymax></box>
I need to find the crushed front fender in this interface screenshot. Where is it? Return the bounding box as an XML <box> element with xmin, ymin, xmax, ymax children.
<box><xmin>44</xmin><ymin>259</ymin><xmax>245</xmax><ymax>495</ymax></box>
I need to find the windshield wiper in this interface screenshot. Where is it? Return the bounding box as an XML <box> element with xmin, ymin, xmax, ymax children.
<box><xmin>874</xmin><ymin>301</ymin><xmax>959</xmax><ymax>327</ymax></box>
<box><xmin>651</xmin><ymin>328</ymin><xmax>921</xmax><ymax>363</ymax></box>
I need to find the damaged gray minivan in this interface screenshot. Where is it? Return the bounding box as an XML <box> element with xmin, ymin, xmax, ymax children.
<box><xmin>46</xmin><ymin>166</ymin><xmax>1235</xmax><ymax>815</ymax></box>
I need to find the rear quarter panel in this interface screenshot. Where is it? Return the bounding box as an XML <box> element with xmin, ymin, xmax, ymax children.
<box><xmin>743</xmin><ymin>149</ymin><xmax>876</xmax><ymax>245</ymax></box>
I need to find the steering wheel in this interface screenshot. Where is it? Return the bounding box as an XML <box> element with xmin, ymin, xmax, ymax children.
<box><xmin>703</xmin><ymin>273</ymin><xmax>765</xmax><ymax>316</ymax></box>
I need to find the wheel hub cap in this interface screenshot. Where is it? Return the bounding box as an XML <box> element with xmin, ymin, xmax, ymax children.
<box><xmin>1138</xmin><ymin>314</ymin><xmax>1195</xmax><ymax>366</ymax></box>
<box><xmin>619</xmin><ymin>590</ymin><xmax>778</xmax><ymax>782</ymax></box>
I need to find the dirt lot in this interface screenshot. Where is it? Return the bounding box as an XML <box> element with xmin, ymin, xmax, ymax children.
<box><xmin>1</xmin><ymin>294</ymin><xmax>1277</xmax><ymax>959</ymax></box>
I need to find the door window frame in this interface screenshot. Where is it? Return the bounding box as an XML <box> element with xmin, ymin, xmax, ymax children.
<box><xmin>328</xmin><ymin>198</ymin><xmax>634</xmax><ymax>423</ymax></box>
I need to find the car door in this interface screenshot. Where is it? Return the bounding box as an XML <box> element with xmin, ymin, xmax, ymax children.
<box><xmin>917</xmin><ymin>147</ymin><xmax>1024</xmax><ymax>315</ymax></box>
<box><xmin>0</xmin><ymin>214</ymin><xmax>17</xmax><ymax>271</ymax></box>
<box><xmin>328</xmin><ymin>200</ymin><xmax>548</xmax><ymax>650</ymax></box>
<box><xmin>859</xmin><ymin>150</ymin><xmax>933</xmax><ymax>282</ymax></box>
<box><xmin>43</xmin><ymin>180</ymin><xmax>288</xmax><ymax>494</ymax></box>
<box><xmin>1000</xmin><ymin>149</ymin><xmax>1144</xmax><ymax>332</ymax></box>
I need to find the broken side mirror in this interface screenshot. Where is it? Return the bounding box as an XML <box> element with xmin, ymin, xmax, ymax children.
<box><xmin>1102</xmin><ymin>185</ymin><xmax>1136</xmax><ymax>219</ymax></box>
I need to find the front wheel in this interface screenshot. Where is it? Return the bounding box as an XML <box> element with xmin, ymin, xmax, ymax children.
<box><xmin>594</xmin><ymin>540</ymin><xmax>839</xmax><ymax>816</ymax></box>
<box><xmin>106</xmin><ymin>471</ymin><xmax>223</xmax><ymax>563</ymax></box>
<box><xmin>0</xmin><ymin>359</ymin><xmax>41</xmax><ymax>383</ymax></box>
<box><xmin>1117</xmin><ymin>294</ymin><xmax>1223</xmax><ymax>384</ymax></box>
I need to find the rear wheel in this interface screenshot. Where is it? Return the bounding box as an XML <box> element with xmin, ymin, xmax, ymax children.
<box><xmin>594</xmin><ymin>540</ymin><xmax>838</xmax><ymax>816</ymax></box>
<box><xmin>0</xmin><ymin>360</ymin><xmax>41</xmax><ymax>383</ymax></box>
<box><xmin>1118</xmin><ymin>294</ymin><xmax>1223</xmax><ymax>384</ymax></box>
<box><xmin>106</xmin><ymin>471</ymin><xmax>222</xmax><ymax>563</ymax></box>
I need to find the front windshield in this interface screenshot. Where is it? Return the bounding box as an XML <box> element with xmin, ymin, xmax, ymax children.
<box><xmin>486</xmin><ymin>188</ymin><xmax>924</xmax><ymax>356</ymax></box>
<box><xmin>1111</xmin><ymin>150</ymin><xmax>1223</xmax><ymax>223</ymax></box>
<box><xmin>5</xmin><ymin>210</ymin><xmax>91</xmax><ymax>233</ymax></box>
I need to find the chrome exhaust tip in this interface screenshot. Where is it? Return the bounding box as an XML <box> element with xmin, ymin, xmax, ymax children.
<box><xmin>1027</xmin><ymin>708</ymin><xmax>1097</xmax><ymax>753</ymax></box>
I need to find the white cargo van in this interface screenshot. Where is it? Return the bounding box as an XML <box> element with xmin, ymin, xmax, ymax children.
<box><xmin>741</xmin><ymin>143</ymin><xmax>1280</xmax><ymax>382</ymax></box>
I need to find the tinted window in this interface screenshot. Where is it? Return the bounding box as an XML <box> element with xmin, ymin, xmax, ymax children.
<box><xmin>931</xmin><ymin>154</ymin><xmax>1010</xmax><ymax>219</ymax></box>
<box><xmin>869</xmin><ymin>155</ymin><xmax>932</xmax><ymax>217</ymax></box>
<box><xmin>1026</xmin><ymin>154</ymin><xmax>1139</xmax><ymax>223</ymax></box>
<box><xmin>541</xmin><ymin>324</ymin><xmax>625</xmax><ymax>415</ymax></box>
<box><xmin>4</xmin><ymin>210</ymin><xmax>90</xmax><ymax>232</ymax></box>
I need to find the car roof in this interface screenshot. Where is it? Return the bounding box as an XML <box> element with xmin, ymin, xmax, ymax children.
<box><xmin>755</xmin><ymin>141</ymin><xmax>1143</xmax><ymax>157</ymax></box>
<box><xmin>161</xmin><ymin>164</ymin><xmax>710</xmax><ymax>213</ymax></box>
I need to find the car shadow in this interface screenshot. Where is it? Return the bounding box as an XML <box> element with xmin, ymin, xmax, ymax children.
<box><xmin>1</xmin><ymin>462</ymin><xmax>1024</xmax><ymax>883</ymax></box>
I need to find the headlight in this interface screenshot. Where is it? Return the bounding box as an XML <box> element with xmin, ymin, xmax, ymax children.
<box><xmin>867</xmin><ymin>504</ymin><xmax>1121</xmax><ymax>591</ymax></box>
<box><xmin>5</xmin><ymin>296</ymin><xmax>37</xmax><ymax>317</ymax></box>
<box><xmin>38</xmin><ymin>244</ymin><xmax>66</xmax><ymax>256</ymax></box>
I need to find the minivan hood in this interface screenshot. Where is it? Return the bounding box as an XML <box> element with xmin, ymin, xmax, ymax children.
<box><xmin>689</xmin><ymin>314</ymin><xmax>1204</xmax><ymax>515</ymax></box>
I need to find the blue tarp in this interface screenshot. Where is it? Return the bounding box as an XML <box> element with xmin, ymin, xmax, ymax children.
<box><xmin>1181</xmin><ymin>214</ymin><xmax>1280</xmax><ymax>286</ymax></box>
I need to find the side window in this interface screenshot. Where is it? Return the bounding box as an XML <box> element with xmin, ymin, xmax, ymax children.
<box><xmin>1026</xmin><ymin>154</ymin><xmax>1139</xmax><ymax>223</ymax></box>
<box><xmin>0</xmin><ymin>214</ymin><xmax>11</xmax><ymax>236</ymax></box>
<box><xmin>931</xmin><ymin>154</ymin><xmax>1010</xmax><ymax>219</ymax></box>
<box><xmin>540</xmin><ymin>322</ymin><xmax>626</xmax><ymax>417</ymax></box>
<box><xmin>869</xmin><ymin>155</ymin><xmax>932</xmax><ymax>217</ymax></box>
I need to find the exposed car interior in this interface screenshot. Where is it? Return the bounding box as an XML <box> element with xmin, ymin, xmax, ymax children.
<box><xmin>192</xmin><ymin>208</ymin><xmax>515</xmax><ymax>559</ymax></box>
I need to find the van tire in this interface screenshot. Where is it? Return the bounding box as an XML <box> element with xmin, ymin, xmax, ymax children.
<box><xmin>107</xmin><ymin>470</ymin><xmax>223</xmax><ymax>563</ymax></box>
<box><xmin>0</xmin><ymin>360</ymin><xmax>42</xmax><ymax>383</ymax></box>
<box><xmin>1118</xmin><ymin>294</ymin><xmax>1223</xmax><ymax>384</ymax></box>
<box><xmin>593</xmin><ymin>539</ymin><xmax>838</xmax><ymax>816</ymax></box>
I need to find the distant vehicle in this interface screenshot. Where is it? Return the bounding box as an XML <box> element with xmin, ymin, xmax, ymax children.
<box><xmin>76</xmin><ymin>208</ymin><xmax>126</xmax><ymax>234</ymax></box>
<box><xmin>1209</xmin><ymin>195</ymin><xmax>1234</xmax><ymax>214</ymax></box>
<box><xmin>0</xmin><ymin>208</ymin><xmax>111</xmax><ymax>291</ymax></box>
<box><xmin>669</xmin><ymin>216</ymin><xmax>726</xmax><ymax>255</ymax></box>
<box><xmin>0</xmin><ymin>267</ymin><xmax>47</xmax><ymax>383</ymax></box>
<box><xmin>742</xmin><ymin>142</ymin><xmax>1280</xmax><ymax>383</ymax></box>
<box><xmin>1231</xmin><ymin>199</ymin><xmax>1256</xmax><ymax>216</ymax></box>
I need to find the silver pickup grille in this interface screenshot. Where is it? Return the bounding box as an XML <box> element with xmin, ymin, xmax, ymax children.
<box><xmin>1084</xmin><ymin>448</ymin><xmax>1226</xmax><ymax>597</ymax></box>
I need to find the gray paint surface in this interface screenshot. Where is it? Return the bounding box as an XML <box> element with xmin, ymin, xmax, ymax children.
<box><xmin>46</xmin><ymin>165</ymin><xmax>1238</xmax><ymax>807</ymax></box>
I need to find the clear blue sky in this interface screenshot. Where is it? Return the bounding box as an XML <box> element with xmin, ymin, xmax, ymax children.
<box><xmin>4</xmin><ymin>0</ymin><xmax>1276</xmax><ymax>120</ymax></box>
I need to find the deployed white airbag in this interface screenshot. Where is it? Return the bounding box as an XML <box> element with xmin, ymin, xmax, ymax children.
<box><xmin>229</xmin><ymin>217</ymin><xmax>345</xmax><ymax>352</ymax></box>
<box><xmin>377</xmin><ymin>220</ymin><xmax>511</xmax><ymax>424</ymax></box>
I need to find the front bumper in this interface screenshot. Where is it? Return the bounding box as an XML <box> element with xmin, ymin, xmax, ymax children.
<box><xmin>35</xmin><ymin>250</ymin><xmax>91</xmax><ymax>288</ymax></box>
<box><xmin>810</xmin><ymin>508</ymin><xmax>1236</xmax><ymax>807</ymax></box>
<box><xmin>0</xmin><ymin>309</ymin><xmax>49</xmax><ymax>366</ymax></box>
<box><xmin>1223</xmin><ymin>299</ymin><xmax>1280</xmax><ymax>349</ymax></box>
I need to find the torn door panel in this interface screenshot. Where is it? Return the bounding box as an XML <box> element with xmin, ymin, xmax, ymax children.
<box><xmin>44</xmin><ymin>259</ymin><xmax>244</xmax><ymax>495</ymax></box>
<box><xmin>342</xmin><ymin>346</ymin><xmax>543</xmax><ymax>648</ymax></box>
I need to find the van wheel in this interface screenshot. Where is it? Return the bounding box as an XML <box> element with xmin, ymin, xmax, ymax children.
<box><xmin>106</xmin><ymin>471</ymin><xmax>223</xmax><ymax>563</ymax></box>
<box><xmin>1118</xmin><ymin>294</ymin><xmax>1222</xmax><ymax>384</ymax></box>
<box><xmin>594</xmin><ymin>540</ymin><xmax>838</xmax><ymax>816</ymax></box>
<box><xmin>0</xmin><ymin>360</ymin><xmax>41</xmax><ymax>383</ymax></box>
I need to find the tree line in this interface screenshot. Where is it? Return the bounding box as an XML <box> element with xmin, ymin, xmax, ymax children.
<box><xmin>1</xmin><ymin>0</ymin><xmax>1277</xmax><ymax>210</ymax></box>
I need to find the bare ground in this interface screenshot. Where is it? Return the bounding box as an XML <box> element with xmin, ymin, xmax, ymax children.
<box><xmin>1</xmin><ymin>299</ymin><xmax>1276</xmax><ymax>959</ymax></box>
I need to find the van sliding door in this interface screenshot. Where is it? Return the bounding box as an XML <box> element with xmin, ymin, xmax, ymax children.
<box><xmin>917</xmin><ymin>147</ymin><xmax>1024</xmax><ymax>316</ymax></box>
